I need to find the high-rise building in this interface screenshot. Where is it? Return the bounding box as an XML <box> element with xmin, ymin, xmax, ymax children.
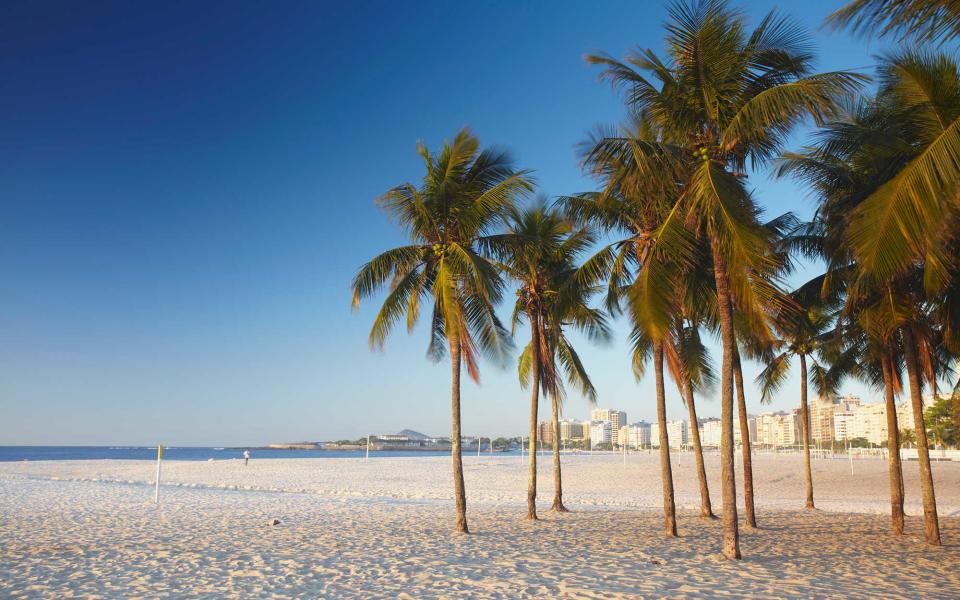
<box><xmin>809</xmin><ymin>395</ymin><xmax>838</xmax><ymax>443</ymax></box>
<box><xmin>537</xmin><ymin>421</ymin><xmax>554</xmax><ymax>445</ymax></box>
<box><xmin>755</xmin><ymin>412</ymin><xmax>797</xmax><ymax>446</ymax></box>
<box><xmin>591</xmin><ymin>408</ymin><xmax>627</xmax><ymax>445</ymax></box>
<box><xmin>589</xmin><ymin>420</ymin><xmax>611</xmax><ymax>446</ymax></box>
<box><xmin>651</xmin><ymin>420</ymin><xmax>687</xmax><ymax>448</ymax></box>
<box><xmin>699</xmin><ymin>418</ymin><xmax>721</xmax><ymax>447</ymax></box>
<box><xmin>619</xmin><ymin>421</ymin><xmax>652</xmax><ymax>448</ymax></box>
<box><xmin>833</xmin><ymin>410</ymin><xmax>855</xmax><ymax>441</ymax></box>
<box><xmin>852</xmin><ymin>402</ymin><xmax>887</xmax><ymax>445</ymax></box>
<box><xmin>559</xmin><ymin>419</ymin><xmax>585</xmax><ymax>441</ymax></box>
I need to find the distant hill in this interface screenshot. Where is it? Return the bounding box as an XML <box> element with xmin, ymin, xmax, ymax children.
<box><xmin>396</xmin><ymin>429</ymin><xmax>430</xmax><ymax>440</ymax></box>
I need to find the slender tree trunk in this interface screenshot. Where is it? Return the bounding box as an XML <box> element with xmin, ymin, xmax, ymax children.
<box><xmin>902</xmin><ymin>327</ymin><xmax>941</xmax><ymax>545</ymax></box>
<box><xmin>550</xmin><ymin>394</ymin><xmax>568</xmax><ymax>512</ymax></box>
<box><xmin>654</xmin><ymin>342</ymin><xmax>678</xmax><ymax>536</ymax></box>
<box><xmin>450</xmin><ymin>342</ymin><xmax>468</xmax><ymax>534</ymax></box>
<box><xmin>732</xmin><ymin>348</ymin><xmax>757</xmax><ymax>528</ymax></box>
<box><xmin>881</xmin><ymin>355</ymin><xmax>905</xmax><ymax>535</ymax></box>
<box><xmin>527</xmin><ymin>316</ymin><xmax>540</xmax><ymax>521</ymax></box>
<box><xmin>683</xmin><ymin>376</ymin><xmax>714</xmax><ymax>519</ymax></box>
<box><xmin>798</xmin><ymin>354</ymin><xmax>815</xmax><ymax>509</ymax></box>
<box><xmin>710</xmin><ymin>237</ymin><xmax>740</xmax><ymax>559</ymax></box>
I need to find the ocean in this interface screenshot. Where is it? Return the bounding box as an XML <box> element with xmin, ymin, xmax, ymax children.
<box><xmin>0</xmin><ymin>446</ymin><xmax>473</xmax><ymax>462</ymax></box>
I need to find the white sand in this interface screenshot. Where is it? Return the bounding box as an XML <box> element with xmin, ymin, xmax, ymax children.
<box><xmin>1</xmin><ymin>452</ymin><xmax>958</xmax><ymax>598</ymax></box>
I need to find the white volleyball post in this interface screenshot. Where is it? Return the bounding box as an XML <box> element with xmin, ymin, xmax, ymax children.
<box><xmin>477</xmin><ymin>437</ymin><xmax>481</xmax><ymax>458</ymax></box>
<box><xmin>154</xmin><ymin>444</ymin><xmax>163</xmax><ymax>504</ymax></box>
<box><xmin>622</xmin><ymin>439</ymin><xmax>626</xmax><ymax>471</ymax></box>
<box><xmin>366</xmin><ymin>435</ymin><xmax>370</xmax><ymax>461</ymax></box>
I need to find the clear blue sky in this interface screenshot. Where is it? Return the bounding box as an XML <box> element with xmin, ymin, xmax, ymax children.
<box><xmin>0</xmin><ymin>1</ymin><xmax>885</xmax><ymax>445</ymax></box>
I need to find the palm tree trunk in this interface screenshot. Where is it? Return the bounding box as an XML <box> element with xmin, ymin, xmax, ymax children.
<box><xmin>450</xmin><ymin>341</ymin><xmax>469</xmax><ymax>534</ymax></box>
<box><xmin>732</xmin><ymin>348</ymin><xmax>757</xmax><ymax>528</ymax></box>
<box><xmin>654</xmin><ymin>342</ymin><xmax>677</xmax><ymax>536</ymax></box>
<box><xmin>527</xmin><ymin>316</ymin><xmax>540</xmax><ymax>521</ymax></box>
<box><xmin>550</xmin><ymin>394</ymin><xmax>568</xmax><ymax>512</ymax></box>
<box><xmin>901</xmin><ymin>327</ymin><xmax>941</xmax><ymax>545</ymax></box>
<box><xmin>683</xmin><ymin>376</ymin><xmax>714</xmax><ymax>519</ymax></box>
<box><xmin>710</xmin><ymin>237</ymin><xmax>740</xmax><ymax>559</ymax></box>
<box><xmin>881</xmin><ymin>355</ymin><xmax>905</xmax><ymax>535</ymax></box>
<box><xmin>798</xmin><ymin>353</ymin><xmax>815</xmax><ymax>509</ymax></box>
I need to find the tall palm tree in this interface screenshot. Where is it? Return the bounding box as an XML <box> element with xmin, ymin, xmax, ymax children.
<box><xmin>779</xmin><ymin>51</ymin><xmax>960</xmax><ymax>544</ymax></box>
<box><xmin>567</xmin><ymin>111</ymin><xmax>689</xmax><ymax>537</ymax></box>
<box><xmin>584</xmin><ymin>0</ymin><xmax>864</xmax><ymax>558</ymax></box>
<box><xmin>830</xmin><ymin>0</ymin><xmax>960</xmax><ymax>455</ymax></box>
<box><xmin>351</xmin><ymin>128</ymin><xmax>533</xmax><ymax>533</ymax></box>
<box><xmin>756</xmin><ymin>297</ymin><xmax>836</xmax><ymax>509</ymax></box>
<box><xmin>831</xmin><ymin>313</ymin><xmax>908</xmax><ymax>534</ymax></box>
<box><xmin>505</xmin><ymin>202</ymin><xmax>608</xmax><ymax>518</ymax></box>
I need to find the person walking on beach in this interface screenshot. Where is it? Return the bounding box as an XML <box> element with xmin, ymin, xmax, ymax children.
<box><xmin>243</xmin><ymin>449</ymin><xmax>250</xmax><ymax>466</ymax></box>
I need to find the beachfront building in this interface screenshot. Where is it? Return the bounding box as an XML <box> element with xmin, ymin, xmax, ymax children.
<box><xmin>591</xmin><ymin>409</ymin><xmax>627</xmax><ymax>445</ymax></box>
<box><xmin>809</xmin><ymin>395</ymin><xmax>837</xmax><ymax>443</ymax></box>
<box><xmin>755</xmin><ymin>412</ymin><xmax>798</xmax><ymax>446</ymax></box>
<box><xmin>537</xmin><ymin>422</ymin><xmax>554</xmax><ymax>446</ymax></box>
<box><xmin>699</xmin><ymin>418</ymin><xmax>721</xmax><ymax>447</ymax></box>
<box><xmin>852</xmin><ymin>402</ymin><xmax>887</xmax><ymax>445</ymax></box>
<box><xmin>619</xmin><ymin>421</ymin><xmax>652</xmax><ymax>448</ymax></box>
<box><xmin>651</xmin><ymin>420</ymin><xmax>687</xmax><ymax>449</ymax></box>
<box><xmin>559</xmin><ymin>419</ymin><xmax>586</xmax><ymax>442</ymax></box>
<box><xmin>699</xmin><ymin>416</ymin><xmax>756</xmax><ymax>447</ymax></box>
<box><xmin>589</xmin><ymin>420</ymin><xmax>611</xmax><ymax>446</ymax></box>
<box><xmin>833</xmin><ymin>409</ymin><xmax>855</xmax><ymax>441</ymax></box>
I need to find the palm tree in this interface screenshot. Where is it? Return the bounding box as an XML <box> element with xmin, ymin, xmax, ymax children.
<box><xmin>830</xmin><ymin>0</ymin><xmax>960</xmax><ymax>462</ymax></box>
<box><xmin>566</xmin><ymin>110</ymin><xmax>690</xmax><ymax>537</ymax></box>
<box><xmin>756</xmin><ymin>297</ymin><xmax>836</xmax><ymax>509</ymax></box>
<box><xmin>828</xmin><ymin>0</ymin><xmax>960</xmax><ymax>45</ymax></box>
<box><xmin>351</xmin><ymin>128</ymin><xmax>533</xmax><ymax>533</ymax></box>
<box><xmin>827</xmin><ymin>309</ymin><xmax>909</xmax><ymax>534</ymax></box>
<box><xmin>779</xmin><ymin>51</ymin><xmax>960</xmax><ymax>544</ymax></box>
<box><xmin>505</xmin><ymin>202</ymin><xmax>608</xmax><ymax>518</ymax></box>
<box><xmin>584</xmin><ymin>0</ymin><xmax>864</xmax><ymax>558</ymax></box>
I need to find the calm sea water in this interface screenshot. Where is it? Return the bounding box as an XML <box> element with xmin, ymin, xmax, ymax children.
<box><xmin>0</xmin><ymin>446</ymin><xmax>480</xmax><ymax>462</ymax></box>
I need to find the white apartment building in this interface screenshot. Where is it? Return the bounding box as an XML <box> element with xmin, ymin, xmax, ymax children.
<box><xmin>651</xmin><ymin>420</ymin><xmax>688</xmax><ymax>448</ymax></box>
<box><xmin>589</xmin><ymin>420</ymin><xmax>612</xmax><ymax>446</ymax></box>
<box><xmin>699</xmin><ymin>419</ymin><xmax>721</xmax><ymax>447</ymax></box>
<box><xmin>833</xmin><ymin>410</ymin><xmax>855</xmax><ymax>441</ymax></box>
<box><xmin>853</xmin><ymin>402</ymin><xmax>887</xmax><ymax>445</ymax></box>
<box><xmin>591</xmin><ymin>409</ymin><xmax>627</xmax><ymax>445</ymax></box>
<box><xmin>809</xmin><ymin>395</ymin><xmax>838</xmax><ymax>443</ymax></box>
<box><xmin>559</xmin><ymin>419</ymin><xmax>586</xmax><ymax>441</ymax></box>
<box><xmin>619</xmin><ymin>422</ymin><xmax>652</xmax><ymax>448</ymax></box>
<box><xmin>755</xmin><ymin>412</ymin><xmax>798</xmax><ymax>446</ymax></box>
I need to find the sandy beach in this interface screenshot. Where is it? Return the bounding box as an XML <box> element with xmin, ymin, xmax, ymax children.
<box><xmin>2</xmin><ymin>452</ymin><xmax>959</xmax><ymax>598</ymax></box>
